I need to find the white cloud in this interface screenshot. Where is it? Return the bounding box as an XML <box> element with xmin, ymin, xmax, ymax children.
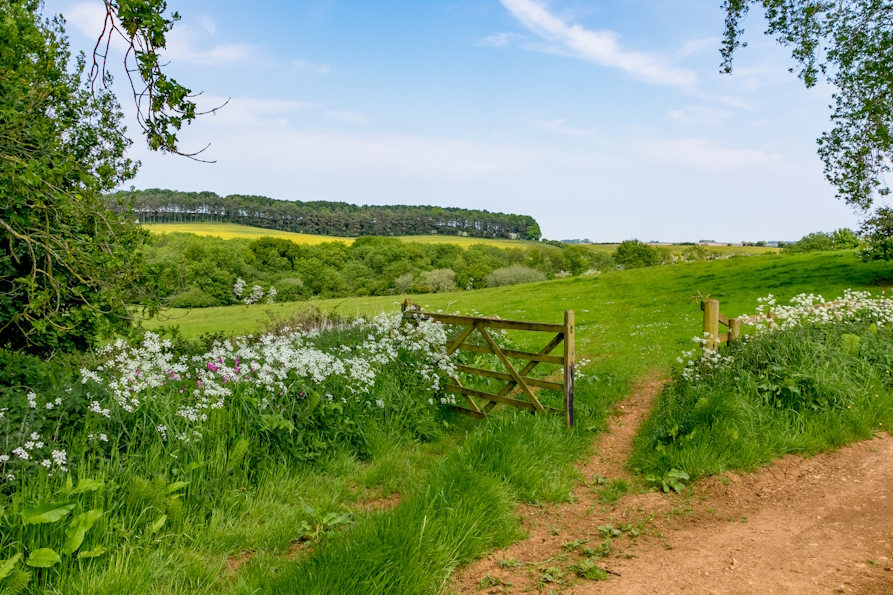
<box><xmin>195</xmin><ymin>96</ymin><xmax>319</xmax><ymax>127</ymax></box>
<box><xmin>62</xmin><ymin>2</ymin><xmax>260</xmax><ymax>66</ymax></box>
<box><xmin>668</xmin><ymin>106</ymin><xmax>733</xmax><ymax>127</ymax></box>
<box><xmin>480</xmin><ymin>32</ymin><xmax>512</xmax><ymax>47</ymax></box>
<box><xmin>198</xmin><ymin>15</ymin><xmax>216</xmax><ymax>35</ymax></box>
<box><xmin>638</xmin><ymin>138</ymin><xmax>780</xmax><ymax>169</ymax></box>
<box><xmin>500</xmin><ymin>0</ymin><xmax>696</xmax><ymax>87</ymax></box>
<box><xmin>293</xmin><ymin>59</ymin><xmax>331</xmax><ymax>75</ymax></box>
<box><xmin>63</xmin><ymin>2</ymin><xmax>128</xmax><ymax>51</ymax></box>
<box><xmin>324</xmin><ymin>110</ymin><xmax>368</xmax><ymax>124</ymax></box>
<box><xmin>678</xmin><ymin>37</ymin><xmax>719</xmax><ymax>57</ymax></box>
<box><xmin>535</xmin><ymin>118</ymin><xmax>592</xmax><ymax>138</ymax></box>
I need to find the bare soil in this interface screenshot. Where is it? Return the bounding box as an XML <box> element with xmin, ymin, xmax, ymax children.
<box><xmin>452</xmin><ymin>376</ymin><xmax>893</xmax><ymax>595</ymax></box>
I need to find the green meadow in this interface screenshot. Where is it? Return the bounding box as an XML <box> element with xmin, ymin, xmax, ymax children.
<box><xmin>5</xmin><ymin>249</ymin><xmax>891</xmax><ymax>595</ymax></box>
<box><xmin>147</xmin><ymin>250</ymin><xmax>890</xmax><ymax>371</ymax></box>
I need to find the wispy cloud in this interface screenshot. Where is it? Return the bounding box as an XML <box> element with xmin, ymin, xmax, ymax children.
<box><xmin>196</xmin><ymin>96</ymin><xmax>320</xmax><ymax>127</ymax></box>
<box><xmin>500</xmin><ymin>0</ymin><xmax>696</xmax><ymax>87</ymax></box>
<box><xmin>639</xmin><ymin>138</ymin><xmax>780</xmax><ymax>169</ymax></box>
<box><xmin>198</xmin><ymin>15</ymin><xmax>216</xmax><ymax>35</ymax></box>
<box><xmin>668</xmin><ymin>106</ymin><xmax>732</xmax><ymax>127</ymax></box>
<box><xmin>480</xmin><ymin>32</ymin><xmax>513</xmax><ymax>47</ymax></box>
<box><xmin>293</xmin><ymin>59</ymin><xmax>331</xmax><ymax>75</ymax></box>
<box><xmin>324</xmin><ymin>110</ymin><xmax>368</xmax><ymax>124</ymax></box>
<box><xmin>535</xmin><ymin>118</ymin><xmax>592</xmax><ymax>139</ymax></box>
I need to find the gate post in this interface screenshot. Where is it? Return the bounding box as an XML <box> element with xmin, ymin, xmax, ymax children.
<box><xmin>563</xmin><ymin>310</ymin><xmax>574</xmax><ymax>428</ymax></box>
<box><xmin>728</xmin><ymin>317</ymin><xmax>742</xmax><ymax>343</ymax></box>
<box><xmin>702</xmin><ymin>299</ymin><xmax>719</xmax><ymax>350</ymax></box>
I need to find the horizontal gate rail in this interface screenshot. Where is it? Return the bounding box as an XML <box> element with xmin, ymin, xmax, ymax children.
<box><xmin>402</xmin><ymin>299</ymin><xmax>574</xmax><ymax>427</ymax></box>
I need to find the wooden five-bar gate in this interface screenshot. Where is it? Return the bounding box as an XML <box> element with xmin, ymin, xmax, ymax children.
<box><xmin>402</xmin><ymin>299</ymin><xmax>575</xmax><ymax>427</ymax></box>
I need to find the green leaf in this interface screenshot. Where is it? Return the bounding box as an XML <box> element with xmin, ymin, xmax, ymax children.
<box><xmin>25</xmin><ymin>548</ymin><xmax>61</xmax><ymax>568</ymax></box>
<box><xmin>165</xmin><ymin>481</ymin><xmax>189</xmax><ymax>494</ymax></box>
<box><xmin>21</xmin><ymin>502</ymin><xmax>75</xmax><ymax>525</ymax></box>
<box><xmin>62</xmin><ymin>509</ymin><xmax>103</xmax><ymax>555</ymax></box>
<box><xmin>77</xmin><ymin>546</ymin><xmax>106</xmax><ymax>560</ymax></box>
<box><xmin>70</xmin><ymin>478</ymin><xmax>104</xmax><ymax>494</ymax></box>
<box><xmin>150</xmin><ymin>514</ymin><xmax>167</xmax><ymax>534</ymax></box>
<box><xmin>0</xmin><ymin>553</ymin><xmax>22</xmax><ymax>580</ymax></box>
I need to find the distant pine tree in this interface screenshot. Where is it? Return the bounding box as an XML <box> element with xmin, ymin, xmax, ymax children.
<box><xmin>109</xmin><ymin>189</ymin><xmax>542</xmax><ymax>240</ymax></box>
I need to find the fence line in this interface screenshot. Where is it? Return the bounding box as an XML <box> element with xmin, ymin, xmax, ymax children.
<box><xmin>401</xmin><ymin>299</ymin><xmax>574</xmax><ymax>427</ymax></box>
<box><xmin>701</xmin><ymin>298</ymin><xmax>844</xmax><ymax>350</ymax></box>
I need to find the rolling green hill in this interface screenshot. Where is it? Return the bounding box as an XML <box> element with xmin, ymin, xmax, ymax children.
<box><xmin>145</xmin><ymin>250</ymin><xmax>884</xmax><ymax>368</ymax></box>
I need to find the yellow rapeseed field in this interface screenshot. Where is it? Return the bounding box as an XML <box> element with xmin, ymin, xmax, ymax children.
<box><xmin>143</xmin><ymin>222</ymin><xmax>535</xmax><ymax>249</ymax></box>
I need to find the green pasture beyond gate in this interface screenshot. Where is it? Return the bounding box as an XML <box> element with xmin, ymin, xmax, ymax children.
<box><xmin>145</xmin><ymin>251</ymin><xmax>892</xmax><ymax>382</ymax></box>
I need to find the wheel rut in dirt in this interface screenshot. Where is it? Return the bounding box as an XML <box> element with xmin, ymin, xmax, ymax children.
<box><xmin>453</xmin><ymin>374</ymin><xmax>893</xmax><ymax>595</ymax></box>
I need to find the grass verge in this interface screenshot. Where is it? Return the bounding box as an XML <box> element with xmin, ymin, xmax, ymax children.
<box><xmin>631</xmin><ymin>320</ymin><xmax>893</xmax><ymax>479</ymax></box>
<box><xmin>261</xmin><ymin>374</ymin><xmax>621</xmax><ymax>595</ymax></box>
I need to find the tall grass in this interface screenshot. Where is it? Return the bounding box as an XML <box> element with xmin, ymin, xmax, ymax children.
<box><xmin>631</xmin><ymin>321</ymin><xmax>893</xmax><ymax>478</ymax></box>
<box><xmin>264</xmin><ymin>374</ymin><xmax>618</xmax><ymax>595</ymax></box>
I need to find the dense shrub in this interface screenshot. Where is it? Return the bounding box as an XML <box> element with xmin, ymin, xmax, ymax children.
<box><xmin>784</xmin><ymin>228</ymin><xmax>859</xmax><ymax>254</ymax></box>
<box><xmin>485</xmin><ymin>265</ymin><xmax>546</xmax><ymax>287</ymax></box>
<box><xmin>394</xmin><ymin>272</ymin><xmax>414</xmax><ymax>294</ymax></box>
<box><xmin>418</xmin><ymin>269</ymin><xmax>457</xmax><ymax>293</ymax></box>
<box><xmin>587</xmin><ymin>250</ymin><xmax>615</xmax><ymax>272</ymax></box>
<box><xmin>860</xmin><ymin>208</ymin><xmax>893</xmax><ymax>261</ymax></box>
<box><xmin>168</xmin><ymin>287</ymin><xmax>219</xmax><ymax>308</ymax></box>
<box><xmin>681</xmin><ymin>245</ymin><xmax>708</xmax><ymax>261</ymax></box>
<box><xmin>783</xmin><ymin>231</ymin><xmax>833</xmax><ymax>253</ymax></box>
<box><xmin>613</xmin><ymin>240</ymin><xmax>667</xmax><ymax>269</ymax></box>
<box><xmin>832</xmin><ymin>228</ymin><xmax>860</xmax><ymax>249</ymax></box>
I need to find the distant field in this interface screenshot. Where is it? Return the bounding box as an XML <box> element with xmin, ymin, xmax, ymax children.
<box><xmin>144</xmin><ymin>223</ymin><xmax>779</xmax><ymax>255</ymax></box>
<box><xmin>143</xmin><ymin>222</ymin><xmax>535</xmax><ymax>249</ymax></box>
<box><xmin>144</xmin><ymin>251</ymin><xmax>878</xmax><ymax>353</ymax></box>
<box><xmin>581</xmin><ymin>243</ymin><xmax>779</xmax><ymax>256</ymax></box>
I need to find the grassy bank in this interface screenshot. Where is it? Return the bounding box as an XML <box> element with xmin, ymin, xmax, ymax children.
<box><xmin>631</xmin><ymin>298</ymin><xmax>893</xmax><ymax>479</ymax></box>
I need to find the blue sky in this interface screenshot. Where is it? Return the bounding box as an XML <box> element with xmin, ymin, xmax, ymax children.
<box><xmin>48</xmin><ymin>0</ymin><xmax>860</xmax><ymax>242</ymax></box>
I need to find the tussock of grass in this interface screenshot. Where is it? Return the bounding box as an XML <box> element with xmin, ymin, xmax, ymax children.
<box><xmin>631</xmin><ymin>321</ymin><xmax>893</xmax><ymax>478</ymax></box>
<box><xmin>263</xmin><ymin>378</ymin><xmax>617</xmax><ymax>595</ymax></box>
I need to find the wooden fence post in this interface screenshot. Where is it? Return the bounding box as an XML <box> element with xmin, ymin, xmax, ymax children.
<box><xmin>563</xmin><ymin>310</ymin><xmax>574</xmax><ymax>428</ymax></box>
<box><xmin>703</xmin><ymin>299</ymin><xmax>719</xmax><ymax>350</ymax></box>
<box><xmin>728</xmin><ymin>317</ymin><xmax>742</xmax><ymax>342</ymax></box>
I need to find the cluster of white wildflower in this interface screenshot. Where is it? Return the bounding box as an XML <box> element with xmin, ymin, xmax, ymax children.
<box><xmin>576</xmin><ymin>357</ymin><xmax>592</xmax><ymax>379</ymax></box>
<box><xmin>0</xmin><ymin>390</ymin><xmax>72</xmax><ymax>483</ymax></box>
<box><xmin>73</xmin><ymin>312</ymin><xmax>455</xmax><ymax>444</ymax></box>
<box><xmin>677</xmin><ymin>289</ymin><xmax>893</xmax><ymax>384</ymax></box>
<box><xmin>748</xmin><ymin>289</ymin><xmax>893</xmax><ymax>332</ymax></box>
<box><xmin>3</xmin><ymin>313</ymin><xmax>456</xmax><ymax>482</ymax></box>
<box><xmin>677</xmin><ymin>333</ymin><xmax>735</xmax><ymax>383</ymax></box>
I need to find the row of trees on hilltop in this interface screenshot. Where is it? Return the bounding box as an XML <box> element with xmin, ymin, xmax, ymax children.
<box><xmin>110</xmin><ymin>189</ymin><xmax>542</xmax><ymax>240</ymax></box>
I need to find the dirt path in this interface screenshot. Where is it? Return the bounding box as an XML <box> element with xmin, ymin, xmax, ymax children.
<box><xmin>452</xmin><ymin>376</ymin><xmax>893</xmax><ymax>595</ymax></box>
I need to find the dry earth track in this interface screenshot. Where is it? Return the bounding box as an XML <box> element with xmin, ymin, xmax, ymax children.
<box><xmin>453</xmin><ymin>375</ymin><xmax>893</xmax><ymax>595</ymax></box>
